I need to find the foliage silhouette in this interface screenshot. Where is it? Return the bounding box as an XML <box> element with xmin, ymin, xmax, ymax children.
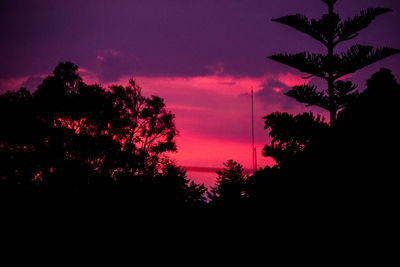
<box><xmin>253</xmin><ymin>68</ymin><xmax>400</xmax><ymax>259</ymax></box>
<box><xmin>208</xmin><ymin>160</ymin><xmax>248</xmax><ymax>207</ymax></box>
<box><xmin>262</xmin><ymin>112</ymin><xmax>329</xmax><ymax>164</ymax></box>
<box><xmin>0</xmin><ymin>62</ymin><xmax>205</xmax><ymax>215</ymax></box>
<box><xmin>267</xmin><ymin>0</ymin><xmax>400</xmax><ymax>125</ymax></box>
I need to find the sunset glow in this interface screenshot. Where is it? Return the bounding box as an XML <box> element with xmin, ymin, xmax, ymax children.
<box><xmin>1</xmin><ymin>1</ymin><xmax>399</xmax><ymax>255</ymax></box>
<box><xmin>1</xmin><ymin>0</ymin><xmax>399</xmax><ymax>184</ymax></box>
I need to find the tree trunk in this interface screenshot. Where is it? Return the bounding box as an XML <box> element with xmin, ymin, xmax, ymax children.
<box><xmin>327</xmin><ymin>2</ymin><xmax>336</xmax><ymax>127</ymax></box>
<box><xmin>328</xmin><ymin>77</ymin><xmax>336</xmax><ymax>127</ymax></box>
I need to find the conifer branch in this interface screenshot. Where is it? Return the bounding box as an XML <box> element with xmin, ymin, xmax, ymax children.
<box><xmin>272</xmin><ymin>14</ymin><xmax>327</xmax><ymax>45</ymax></box>
<box><xmin>336</xmin><ymin>8</ymin><xmax>392</xmax><ymax>45</ymax></box>
<box><xmin>284</xmin><ymin>84</ymin><xmax>330</xmax><ymax>110</ymax></box>
<box><xmin>334</xmin><ymin>45</ymin><xmax>400</xmax><ymax>79</ymax></box>
<box><xmin>267</xmin><ymin>53</ymin><xmax>329</xmax><ymax>79</ymax></box>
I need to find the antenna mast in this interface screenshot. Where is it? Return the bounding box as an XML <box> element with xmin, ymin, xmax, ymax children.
<box><xmin>251</xmin><ymin>87</ymin><xmax>256</xmax><ymax>174</ymax></box>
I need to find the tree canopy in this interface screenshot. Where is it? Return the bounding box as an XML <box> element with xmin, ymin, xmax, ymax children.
<box><xmin>0</xmin><ymin>61</ymin><xmax>205</xmax><ymax>210</ymax></box>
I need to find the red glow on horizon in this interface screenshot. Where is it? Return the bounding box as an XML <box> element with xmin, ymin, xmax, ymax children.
<box><xmin>167</xmin><ymin>132</ymin><xmax>276</xmax><ymax>170</ymax></box>
<box><xmin>1</xmin><ymin>70</ymin><xmax>299</xmax><ymax>178</ymax></box>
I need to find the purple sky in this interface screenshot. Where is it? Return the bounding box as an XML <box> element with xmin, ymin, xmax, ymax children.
<box><xmin>1</xmin><ymin>0</ymin><xmax>400</xmax><ymax>170</ymax></box>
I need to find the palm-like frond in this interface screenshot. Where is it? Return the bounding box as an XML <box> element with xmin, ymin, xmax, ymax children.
<box><xmin>267</xmin><ymin>53</ymin><xmax>328</xmax><ymax>79</ymax></box>
<box><xmin>272</xmin><ymin>14</ymin><xmax>327</xmax><ymax>45</ymax></box>
<box><xmin>333</xmin><ymin>81</ymin><xmax>359</xmax><ymax>109</ymax></box>
<box><xmin>285</xmin><ymin>82</ymin><xmax>358</xmax><ymax>111</ymax></box>
<box><xmin>336</xmin><ymin>8</ymin><xmax>392</xmax><ymax>44</ymax></box>
<box><xmin>272</xmin><ymin>12</ymin><xmax>340</xmax><ymax>45</ymax></box>
<box><xmin>312</xmin><ymin>13</ymin><xmax>341</xmax><ymax>43</ymax></box>
<box><xmin>333</xmin><ymin>80</ymin><xmax>357</xmax><ymax>96</ymax></box>
<box><xmin>284</xmin><ymin>84</ymin><xmax>330</xmax><ymax>110</ymax></box>
<box><xmin>334</xmin><ymin>45</ymin><xmax>400</xmax><ymax>79</ymax></box>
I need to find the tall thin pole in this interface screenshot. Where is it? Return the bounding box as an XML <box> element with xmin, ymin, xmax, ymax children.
<box><xmin>254</xmin><ymin>148</ymin><xmax>257</xmax><ymax>171</ymax></box>
<box><xmin>251</xmin><ymin>87</ymin><xmax>255</xmax><ymax>174</ymax></box>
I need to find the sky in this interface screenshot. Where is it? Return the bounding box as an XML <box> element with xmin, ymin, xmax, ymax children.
<box><xmin>1</xmin><ymin>0</ymin><xmax>400</xmax><ymax>172</ymax></box>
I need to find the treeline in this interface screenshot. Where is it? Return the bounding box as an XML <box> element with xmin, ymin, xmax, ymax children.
<box><xmin>1</xmin><ymin>62</ymin><xmax>399</xmax><ymax>220</ymax></box>
<box><xmin>1</xmin><ymin>63</ymin><xmax>399</xmax><ymax>260</ymax></box>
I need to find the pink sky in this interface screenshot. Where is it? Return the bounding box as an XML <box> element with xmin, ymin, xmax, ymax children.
<box><xmin>0</xmin><ymin>68</ymin><xmax>313</xmax><ymax>170</ymax></box>
<box><xmin>1</xmin><ymin>0</ymin><xmax>398</xmax><ymax>173</ymax></box>
<box><xmin>87</xmin><ymin>70</ymin><xmax>314</xmax><ymax>170</ymax></box>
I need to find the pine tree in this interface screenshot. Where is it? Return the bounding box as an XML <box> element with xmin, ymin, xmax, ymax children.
<box><xmin>208</xmin><ymin>160</ymin><xmax>248</xmax><ymax>204</ymax></box>
<box><xmin>267</xmin><ymin>0</ymin><xmax>400</xmax><ymax>126</ymax></box>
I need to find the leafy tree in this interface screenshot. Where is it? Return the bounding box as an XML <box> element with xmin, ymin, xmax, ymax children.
<box><xmin>0</xmin><ymin>62</ymin><xmax>197</xmax><ymax>207</ymax></box>
<box><xmin>335</xmin><ymin>68</ymin><xmax>400</xmax><ymax>193</ymax></box>
<box><xmin>108</xmin><ymin>81</ymin><xmax>177</xmax><ymax>175</ymax></box>
<box><xmin>256</xmin><ymin>69</ymin><xmax>400</xmax><ymax>231</ymax></box>
<box><xmin>33</xmin><ymin>62</ymin><xmax>178</xmax><ymax>181</ymax></box>
<box><xmin>262</xmin><ymin>112</ymin><xmax>328</xmax><ymax>164</ymax></box>
<box><xmin>208</xmin><ymin>160</ymin><xmax>248</xmax><ymax>205</ymax></box>
<box><xmin>267</xmin><ymin>0</ymin><xmax>400</xmax><ymax>126</ymax></box>
<box><xmin>0</xmin><ymin>88</ymin><xmax>43</xmax><ymax>186</ymax></box>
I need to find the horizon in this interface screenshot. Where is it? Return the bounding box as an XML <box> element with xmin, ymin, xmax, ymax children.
<box><xmin>184</xmin><ymin>165</ymin><xmax>254</xmax><ymax>174</ymax></box>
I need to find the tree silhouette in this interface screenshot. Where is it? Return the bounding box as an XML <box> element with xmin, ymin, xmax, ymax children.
<box><xmin>253</xmin><ymin>68</ymin><xmax>400</xmax><ymax>258</ymax></box>
<box><xmin>108</xmin><ymin>81</ymin><xmax>177</xmax><ymax>175</ymax></box>
<box><xmin>156</xmin><ymin>164</ymin><xmax>207</xmax><ymax>206</ymax></box>
<box><xmin>267</xmin><ymin>0</ymin><xmax>400</xmax><ymax>126</ymax></box>
<box><xmin>262</xmin><ymin>112</ymin><xmax>328</xmax><ymax>164</ymax></box>
<box><xmin>208</xmin><ymin>160</ymin><xmax>248</xmax><ymax>206</ymax></box>
<box><xmin>33</xmin><ymin>62</ymin><xmax>178</xmax><ymax>181</ymax></box>
<box><xmin>335</xmin><ymin>68</ymin><xmax>400</xmax><ymax>211</ymax></box>
<box><xmin>0</xmin><ymin>62</ymin><xmax>206</xmax><ymax>211</ymax></box>
<box><xmin>0</xmin><ymin>88</ymin><xmax>44</xmax><ymax>187</ymax></box>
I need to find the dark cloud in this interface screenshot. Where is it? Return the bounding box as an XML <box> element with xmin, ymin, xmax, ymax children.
<box><xmin>2</xmin><ymin>0</ymin><xmax>398</xmax><ymax>84</ymax></box>
<box><xmin>20</xmin><ymin>76</ymin><xmax>45</xmax><ymax>92</ymax></box>
<box><xmin>242</xmin><ymin>77</ymin><xmax>330</xmax><ymax>120</ymax></box>
<box><xmin>1</xmin><ymin>0</ymin><xmax>400</xmax><ymax>84</ymax></box>
<box><xmin>238</xmin><ymin>78</ymin><xmax>302</xmax><ymax>112</ymax></box>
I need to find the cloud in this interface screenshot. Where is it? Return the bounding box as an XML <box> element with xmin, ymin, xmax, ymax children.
<box><xmin>234</xmin><ymin>72</ymin><xmax>308</xmax><ymax>112</ymax></box>
<box><xmin>92</xmin><ymin>49</ymin><xmax>141</xmax><ymax>83</ymax></box>
<box><xmin>255</xmin><ymin>77</ymin><xmax>296</xmax><ymax>110</ymax></box>
<box><xmin>20</xmin><ymin>75</ymin><xmax>47</xmax><ymax>92</ymax></box>
<box><xmin>0</xmin><ymin>74</ymin><xmax>46</xmax><ymax>93</ymax></box>
<box><xmin>0</xmin><ymin>77</ymin><xmax>27</xmax><ymax>93</ymax></box>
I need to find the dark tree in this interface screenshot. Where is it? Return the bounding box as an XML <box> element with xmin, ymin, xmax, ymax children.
<box><xmin>0</xmin><ymin>62</ymin><xmax>207</xmax><ymax>211</ymax></box>
<box><xmin>0</xmin><ymin>88</ymin><xmax>43</xmax><ymax>187</ymax></box>
<box><xmin>268</xmin><ymin>0</ymin><xmax>400</xmax><ymax>126</ymax></box>
<box><xmin>33</xmin><ymin>62</ymin><xmax>178</xmax><ymax>182</ymax></box>
<box><xmin>108</xmin><ymin>81</ymin><xmax>178</xmax><ymax>176</ymax></box>
<box><xmin>208</xmin><ymin>160</ymin><xmax>248</xmax><ymax>205</ymax></box>
<box><xmin>262</xmin><ymin>112</ymin><xmax>328</xmax><ymax>164</ymax></box>
<box><xmin>335</xmin><ymin>68</ymin><xmax>400</xmax><ymax>211</ymax></box>
<box><xmin>156</xmin><ymin>164</ymin><xmax>207</xmax><ymax>206</ymax></box>
<box><xmin>253</xmin><ymin>69</ymin><xmax>400</xmax><ymax>259</ymax></box>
